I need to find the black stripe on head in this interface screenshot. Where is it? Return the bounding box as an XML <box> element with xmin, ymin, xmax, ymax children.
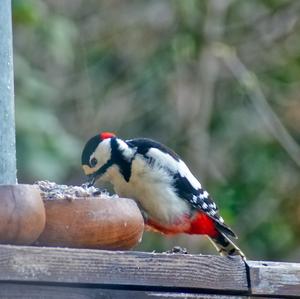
<box><xmin>110</xmin><ymin>138</ymin><xmax>132</xmax><ymax>182</ymax></box>
<box><xmin>81</xmin><ymin>135</ymin><xmax>101</xmax><ymax>166</ymax></box>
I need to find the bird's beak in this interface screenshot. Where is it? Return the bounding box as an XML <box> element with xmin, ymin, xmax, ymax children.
<box><xmin>82</xmin><ymin>165</ymin><xmax>98</xmax><ymax>186</ymax></box>
<box><xmin>82</xmin><ymin>160</ymin><xmax>113</xmax><ymax>187</ymax></box>
<box><xmin>87</xmin><ymin>174</ymin><xmax>96</xmax><ymax>187</ymax></box>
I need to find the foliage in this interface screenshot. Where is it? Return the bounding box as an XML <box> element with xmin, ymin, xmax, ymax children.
<box><xmin>12</xmin><ymin>0</ymin><xmax>300</xmax><ymax>261</ymax></box>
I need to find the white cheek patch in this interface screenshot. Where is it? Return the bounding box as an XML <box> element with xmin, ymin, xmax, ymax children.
<box><xmin>147</xmin><ymin>148</ymin><xmax>201</xmax><ymax>190</ymax></box>
<box><xmin>94</xmin><ymin>139</ymin><xmax>111</xmax><ymax>167</ymax></box>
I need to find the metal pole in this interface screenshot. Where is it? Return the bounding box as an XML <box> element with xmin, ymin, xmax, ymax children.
<box><xmin>0</xmin><ymin>0</ymin><xmax>17</xmax><ymax>184</ymax></box>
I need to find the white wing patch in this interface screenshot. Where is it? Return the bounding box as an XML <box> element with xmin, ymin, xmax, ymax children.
<box><xmin>202</xmin><ymin>202</ymin><xmax>208</xmax><ymax>209</ymax></box>
<box><xmin>147</xmin><ymin>148</ymin><xmax>202</xmax><ymax>190</ymax></box>
<box><xmin>178</xmin><ymin>160</ymin><xmax>202</xmax><ymax>190</ymax></box>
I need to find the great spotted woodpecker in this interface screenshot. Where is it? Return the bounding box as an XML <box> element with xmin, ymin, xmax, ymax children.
<box><xmin>81</xmin><ymin>132</ymin><xmax>245</xmax><ymax>258</ymax></box>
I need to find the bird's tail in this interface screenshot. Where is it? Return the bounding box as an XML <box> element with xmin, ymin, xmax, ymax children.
<box><xmin>208</xmin><ymin>233</ymin><xmax>246</xmax><ymax>259</ymax></box>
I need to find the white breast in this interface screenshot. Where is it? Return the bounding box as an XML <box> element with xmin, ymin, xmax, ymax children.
<box><xmin>104</xmin><ymin>156</ymin><xmax>190</xmax><ymax>226</ymax></box>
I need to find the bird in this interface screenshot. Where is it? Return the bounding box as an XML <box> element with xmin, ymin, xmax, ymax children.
<box><xmin>81</xmin><ymin>132</ymin><xmax>245</xmax><ymax>258</ymax></box>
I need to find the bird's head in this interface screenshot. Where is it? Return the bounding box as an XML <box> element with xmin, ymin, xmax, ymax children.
<box><xmin>81</xmin><ymin>132</ymin><xmax>116</xmax><ymax>186</ymax></box>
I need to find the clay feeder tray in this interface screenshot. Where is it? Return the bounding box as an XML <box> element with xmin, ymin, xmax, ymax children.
<box><xmin>0</xmin><ymin>184</ymin><xmax>46</xmax><ymax>245</ymax></box>
<box><xmin>35</xmin><ymin>181</ymin><xmax>144</xmax><ymax>250</ymax></box>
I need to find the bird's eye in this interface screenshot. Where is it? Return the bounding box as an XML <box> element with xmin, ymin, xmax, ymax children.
<box><xmin>90</xmin><ymin>157</ymin><xmax>97</xmax><ymax>167</ymax></box>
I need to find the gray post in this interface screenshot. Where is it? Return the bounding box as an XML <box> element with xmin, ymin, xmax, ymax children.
<box><xmin>0</xmin><ymin>0</ymin><xmax>17</xmax><ymax>184</ymax></box>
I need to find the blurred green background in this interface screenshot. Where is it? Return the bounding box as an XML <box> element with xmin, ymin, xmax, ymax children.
<box><xmin>12</xmin><ymin>0</ymin><xmax>300</xmax><ymax>261</ymax></box>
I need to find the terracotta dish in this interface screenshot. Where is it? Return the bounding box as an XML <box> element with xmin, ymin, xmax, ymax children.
<box><xmin>36</xmin><ymin>196</ymin><xmax>144</xmax><ymax>250</ymax></box>
<box><xmin>0</xmin><ymin>184</ymin><xmax>46</xmax><ymax>245</ymax></box>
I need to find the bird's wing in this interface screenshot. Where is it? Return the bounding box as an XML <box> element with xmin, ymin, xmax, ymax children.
<box><xmin>127</xmin><ymin>138</ymin><xmax>236</xmax><ymax>238</ymax></box>
<box><xmin>172</xmin><ymin>172</ymin><xmax>236</xmax><ymax>238</ymax></box>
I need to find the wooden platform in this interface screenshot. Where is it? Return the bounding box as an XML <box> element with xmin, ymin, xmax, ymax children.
<box><xmin>0</xmin><ymin>245</ymin><xmax>299</xmax><ymax>298</ymax></box>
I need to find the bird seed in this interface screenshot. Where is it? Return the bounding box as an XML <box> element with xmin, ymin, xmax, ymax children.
<box><xmin>35</xmin><ymin>180</ymin><xmax>115</xmax><ymax>200</ymax></box>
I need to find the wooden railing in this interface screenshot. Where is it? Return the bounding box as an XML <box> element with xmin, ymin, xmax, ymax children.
<box><xmin>0</xmin><ymin>245</ymin><xmax>299</xmax><ymax>298</ymax></box>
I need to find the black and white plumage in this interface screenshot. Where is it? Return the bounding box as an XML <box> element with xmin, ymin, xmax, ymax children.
<box><xmin>81</xmin><ymin>132</ymin><xmax>245</xmax><ymax>257</ymax></box>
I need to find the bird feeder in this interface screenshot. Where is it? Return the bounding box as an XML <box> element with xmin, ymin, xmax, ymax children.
<box><xmin>0</xmin><ymin>0</ymin><xmax>144</xmax><ymax>250</ymax></box>
<box><xmin>34</xmin><ymin>181</ymin><xmax>144</xmax><ymax>250</ymax></box>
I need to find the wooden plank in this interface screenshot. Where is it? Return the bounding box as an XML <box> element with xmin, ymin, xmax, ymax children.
<box><xmin>247</xmin><ymin>260</ymin><xmax>300</xmax><ymax>297</ymax></box>
<box><xmin>0</xmin><ymin>245</ymin><xmax>248</xmax><ymax>293</ymax></box>
<box><xmin>0</xmin><ymin>283</ymin><xmax>249</xmax><ymax>299</ymax></box>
